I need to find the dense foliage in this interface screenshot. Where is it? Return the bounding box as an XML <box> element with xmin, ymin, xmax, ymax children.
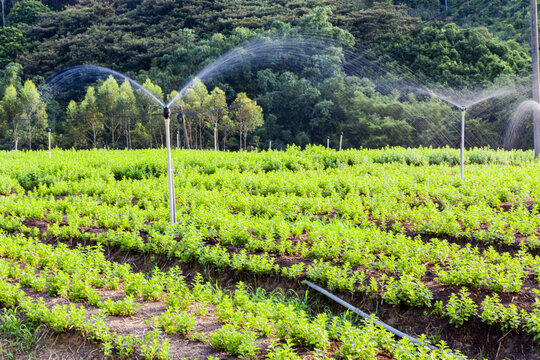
<box><xmin>0</xmin><ymin>147</ymin><xmax>537</xmax><ymax>358</ymax></box>
<box><xmin>0</xmin><ymin>0</ymin><xmax>535</xmax><ymax>150</ymax></box>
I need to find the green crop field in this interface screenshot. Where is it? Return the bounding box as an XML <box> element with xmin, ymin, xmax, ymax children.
<box><xmin>0</xmin><ymin>146</ymin><xmax>539</xmax><ymax>359</ymax></box>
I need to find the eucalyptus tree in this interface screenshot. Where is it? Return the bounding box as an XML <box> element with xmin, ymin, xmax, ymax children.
<box><xmin>96</xmin><ymin>76</ymin><xmax>120</xmax><ymax>148</ymax></box>
<box><xmin>232</xmin><ymin>92</ymin><xmax>263</xmax><ymax>149</ymax></box>
<box><xmin>137</xmin><ymin>78</ymin><xmax>163</xmax><ymax>148</ymax></box>
<box><xmin>79</xmin><ymin>87</ymin><xmax>102</xmax><ymax>148</ymax></box>
<box><xmin>19</xmin><ymin>79</ymin><xmax>47</xmax><ymax>149</ymax></box>
<box><xmin>117</xmin><ymin>80</ymin><xmax>137</xmax><ymax>149</ymax></box>
<box><xmin>65</xmin><ymin>99</ymin><xmax>87</xmax><ymax>148</ymax></box>
<box><xmin>1</xmin><ymin>84</ymin><xmax>22</xmax><ymax>149</ymax></box>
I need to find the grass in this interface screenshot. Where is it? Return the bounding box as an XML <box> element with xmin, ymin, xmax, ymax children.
<box><xmin>0</xmin><ymin>308</ymin><xmax>41</xmax><ymax>360</ymax></box>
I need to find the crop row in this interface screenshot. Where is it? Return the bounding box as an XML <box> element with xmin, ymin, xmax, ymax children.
<box><xmin>2</xmin><ymin>194</ymin><xmax>539</xmax><ymax>343</ymax></box>
<box><xmin>3</xmin><ymin>152</ymin><xmax>539</xmax><ymax>251</ymax></box>
<box><xmin>1</xmin><ymin>147</ymin><xmax>539</xmax><ymax>357</ymax></box>
<box><xmin>0</xmin><ymin>231</ymin><xmax>464</xmax><ymax>360</ymax></box>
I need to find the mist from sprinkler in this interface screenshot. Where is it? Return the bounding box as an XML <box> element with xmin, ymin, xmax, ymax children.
<box><xmin>44</xmin><ymin>33</ymin><xmax>525</xmax><ymax>222</ymax></box>
<box><xmin>45</xmin><ymin>35</ymin><xmax>339</xmax><ymax>225</ymax></box>
<box><xmin>407</xmin><ymin>86</ymin><xmax>521</xmax><ymax>179</ymax></box>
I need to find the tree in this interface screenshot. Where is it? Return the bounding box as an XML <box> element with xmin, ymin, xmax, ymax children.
<box><xmin>333</xmin><ymin>2</ymin><xmax>420</xmax><ymax>42</ymax></box>
<box><xmin>231</xmin><ymin>93</ymin><xmax>263</xmax><ymax>149</ymax></box>
<box><xmin>7</xmin><ymin>0</ymin><xmax>50</xmax><ymax>25</ymax></box>
<box><xmin>1</xmin><ymin>84</ymin><xmax>22</xmax><ymax>150</ymax></box>
<box><xmin>19</xmin><ymin>79</ymin><xmax>47</xmax><ymax>149</ymax></box>
<box><xmin>79</xmin><ymin>86</ymin><xmax>102</xmax><ymax>148</ymax></box>
<box><xmin>0</xmin><ymin>62</ymin><xmax>22</xmax><ymax>97</ymax></box>
<box><xmin>181</xmin><ymin>78</ymin><xmax>210</xmax><ymax>149</ymax></box>
<box><xmin>96</xmin><ymin>76</ymin><xmax>120</xmax><ymax>148</ymax></box>
<box><xmin>204</xmin><ymin>87</ymin><xmax>228</xmax><ymax>150</ymax></box>
<box><xmin>0</xmin><ymin>27</ymin><xmax>25</xmax><ymax>68</ymax></box>
<box><xmin>219</xmin><ymin>113</ymin><xmax>235</xmax><ymax>150</ymax></box>
<box><xmin>297</xmin><ymin>6</ymin><xmax>355</xmax><ymax>47</ymax></box>
<box><xmin>385</xmin><ymin>22</ymin><xmax>529</xmax><ymax>87</ymax></box>
<box><xmin>41</xmin><ymin>0</ymin><xmax>77</xmax><ymax>10</ymax></box>
<box><xmin>65</xmin><ymin>99</ymin><xmax>87</xmax><ymax>148</ymax></box>
<box><xmin>116</xmin><ymin>80</ymin><xmax>137</xmax><ymax>149</ymax></box>
<box><xmin>136</xmin><ymin>78</ymin><xmax>163</xmax><ymax>148</ymax></box>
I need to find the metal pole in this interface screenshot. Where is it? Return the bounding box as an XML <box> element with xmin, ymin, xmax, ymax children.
<box><xmin>269</xmin><ymin>140</ymin><xmax>272</xmax><ymax>150</ymax></box>
<box><xmin>214</xmin><ymin>123</ymin><xmax>218</xmax><ymax>153</ymax></box>
<box><xmin>163</xmin><ymin>107</ymin><xmax>176</xmax><ymax>225</ymax></box>
<box><xmin>48</xmin><ymin>128</ymin><xmax>51</xmax><ymax>159</ymax></box>
<box><xmin>326</xmin><ymin>136</ymin><xmax>330</xmax><ymax>149</ymax></box>
<box><xmin>176</xmin><ymin>130</ymin><xmax>179</xmax><ymax>150</ymax></box>
<box><xmin>339</xmin><ymin>131</ymin><xmax>343</xmax><ymax>151</ymax></box>
<box><xmin>531</xmin><ymin>0</ymin><xmax>540</xmax><ymax>157</ymax></box>
<box><xmin>460</xmin><ymin>108</ymin><xmax>466</xmax><ymax>180</ymax></box>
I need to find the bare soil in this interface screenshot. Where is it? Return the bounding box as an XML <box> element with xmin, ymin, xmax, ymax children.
<box><xmin>14</xmin><ymin>214</ymin><xmax>540</xmax><ymax>360</ymax></box>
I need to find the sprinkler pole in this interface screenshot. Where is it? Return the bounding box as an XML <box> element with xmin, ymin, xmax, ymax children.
<box><xmin>339</xmin><ymin>131</ymin><xmax>343</xmax><ymax>151</ymax></box>
<box><xmin>176</xmin><ymin>130</ymin><xmax>180</xmax><ymax>150</ymax></box>
<box><xmin>269</xmin><ymin>140</ymin><xmax>272</xmax><ymax>150</ymax></box>
<box><xmin>460</xmin><ymin>107</ymin><xmax>466</xmax><ymax>180</ymax></box>
<box><xmin>163</xmin><ymin>107</ymin><xmax>177</xmax><ymax>225</ymax></box>
<box><xmin>48</xmin><ymin>128</ymin><xmax>51</xmax><ymax>159</ymax></box>
<box><xmin>214</xmin><ymin>122</ymin><xmax>218</xmax><ymax>153</ymax></box>
<box><xmin>531</xmin><ymin>0</ymin><xmax>540</xmax><ymax>157</ymax></box>
<box><xmin>327</xmin><ymin>136</ymin><xmax>330</xmax><ymax>149</ymax></box>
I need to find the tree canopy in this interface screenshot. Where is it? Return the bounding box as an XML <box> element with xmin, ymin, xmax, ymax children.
<box><xmin>0</xmin><ymin>0</ymin><xmax>534</xmax><ymax>150</ymax></box>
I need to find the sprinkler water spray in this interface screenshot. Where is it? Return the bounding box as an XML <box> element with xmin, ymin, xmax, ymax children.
<box><xmin>163</xmin><ymin>106</ymin><xmax>177</xmax><ymax>225</ymax></box>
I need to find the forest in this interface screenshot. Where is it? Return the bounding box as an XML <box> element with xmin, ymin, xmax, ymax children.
<box><xmin>0</xmin><ymin>0</ymin><xmax>534</xmax><ymax>150</ymax></box>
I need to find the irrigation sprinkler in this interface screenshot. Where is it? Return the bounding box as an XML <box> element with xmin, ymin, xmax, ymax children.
<box><xmin>163</xmin><ymin>106</ymin><xmax>177</xmax><ymax>225</ymax></box>
<box><xmin>339</xmin><ymin>131</ymin><xmax>343</xmax><ymax>151</ymax></box>
<box><xmin>176</xmin><ymin>130</ymin><xmax>180</xmax><ymax>150</ymax></box>
<box><xmin>326</xmin><ymin>136</ymin><xmax>330</xmax><ymax>149</ymax></box>
<box><xmin>460</xmin><ymin>107</ymin><xmax>466</xmax><ymax>180</ymax></box>
<box><xmin>48</xmin><ymin>128</ymin><xmax>51</xmax><ymax>159</ymax></box>
<box><xmin>214</xmin><ymin>122</ymin><xmax>218</xmax><ymax>153</ymax></box>
<box><xmin>269</xmin><ymin>140</ymin><xmax>272</xmax><ymax>150</ymax></box>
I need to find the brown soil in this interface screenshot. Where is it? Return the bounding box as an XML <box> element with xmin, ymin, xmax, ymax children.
<box><xmin>14</xmin><ymin>216</ymin><xmax>540</xmax><ymax>359</ymax></box>
<box><xmin>24</xmin><ymin>330</ymin><xmax>104</xmax><ymax>360</ymax></box>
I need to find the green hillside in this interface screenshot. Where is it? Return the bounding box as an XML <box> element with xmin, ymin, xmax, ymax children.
<box><xmin>0</xmin><ymin>0</ymin><xmax>535</xmax><ymax>151</ymax></box>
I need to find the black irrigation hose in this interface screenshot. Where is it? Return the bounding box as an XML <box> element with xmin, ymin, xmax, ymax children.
<box><xmin>303</xmin><ymin>280</ymin><xmax>464</xmax><ymax>359</ymax></box>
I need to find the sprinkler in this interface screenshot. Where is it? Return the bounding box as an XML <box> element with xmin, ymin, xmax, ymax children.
<box><xmin>460</xmin><ymin>106</ymin><xmax>466</xmax><ymax>181</ymax></box>
<box><xmin>214</xmin><ymin>122</ymin><xmax>218</xmax><ymax>153</ymax></box>
<box><xmin>163</xmin><ymin>106</ymin><xmax>177</xmax><ymax>225</ymax></box>
<box><xmin>48</xmin><ymin>128</ymin><xmax>51</xmax><ymax>159</ymax></box>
